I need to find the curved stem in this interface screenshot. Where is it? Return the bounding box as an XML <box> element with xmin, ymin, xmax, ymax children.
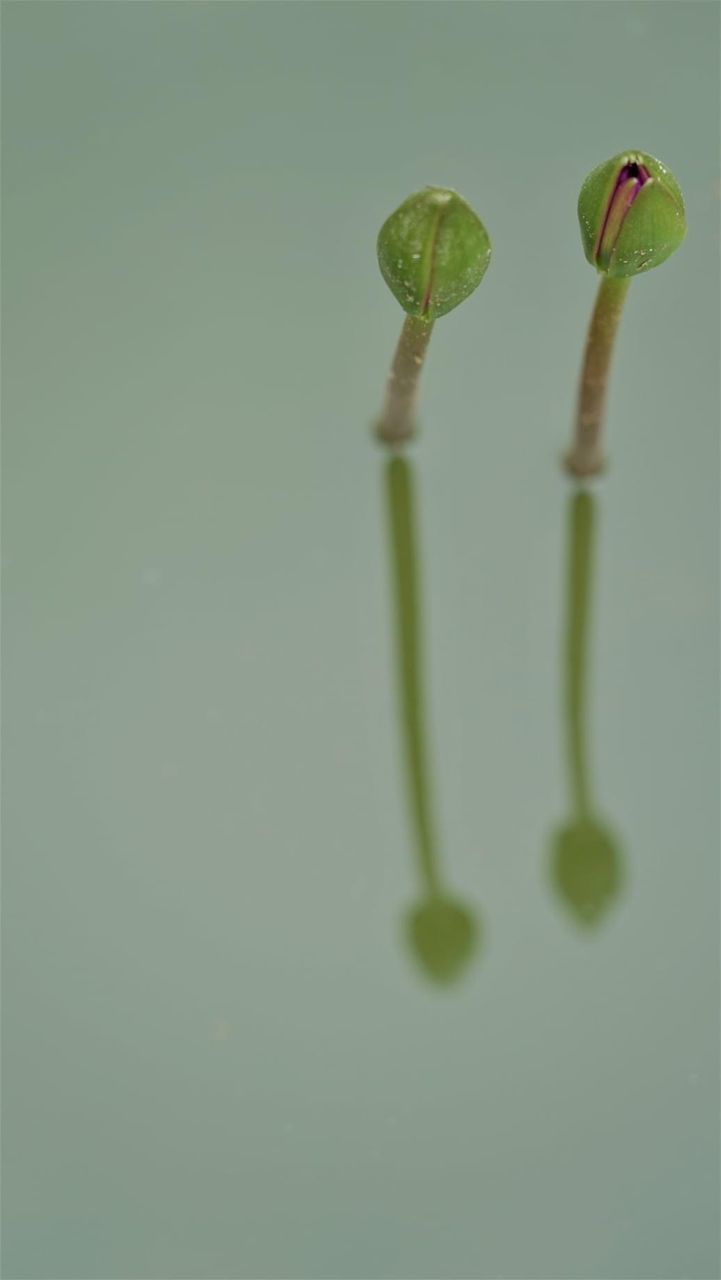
<box><xmin>566</xmin><ymin>275</ymin><xmax>630</xmax><ymax>478</ymax></box>
<box><xmin>376</xmin><ymin>315</ymin><xmax>434</xmax><ymax>447</ymax></box>
<box><xmin>564</xmin><ymin>490</ymin><xmax>596</xmax><ymax>818</ymax></box>
<box><xmin>385</xmin><ymin>455</ymin><xmax>441</xmax><ymax>897</ymax></box>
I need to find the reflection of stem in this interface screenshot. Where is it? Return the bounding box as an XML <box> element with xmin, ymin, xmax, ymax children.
<box><xmin>565</xmin><ymin>491</ymin><xmax>596</xmax><ymax>819</ymax></box>
<box><xmin>566</xmin><ymin>276</ymin><xmax>630</xmax><ymax>477</ymax></box>
<box><xmin>377</xmin><ymin>316</ymin><xmax>434</xmax><ymax>447</ymax></box>
<box><xmin>385</xmin><ymin>456</ymin><xmax>441</xmax><ymax>898</ymax></box>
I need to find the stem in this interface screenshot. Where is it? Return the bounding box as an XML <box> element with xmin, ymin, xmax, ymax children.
<box><xmin>376</xmin><ymin>314</ymin><xmax>434</xmax><ymax>447</ymax></box>
<box><xmin>385</xmin><ymin>455</ymin><xmax>442</xmax><ymax>897</ymax></box>
<box><xmin>565</xmin><ymin>275</ymin><xmax>630</xmax><ymax>478</ymax></box>
<box><xmin>564</xmin><ymin>490</ymin><xmax>595</xmax><ymax>818</ymax></box>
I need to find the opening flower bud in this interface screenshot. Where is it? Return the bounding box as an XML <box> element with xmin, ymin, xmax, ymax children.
<box><xmin>578</xmin><ymin>150</ymin><xmax>686</xmax><ymax>277</ymax></box>
<box><xmin>377</xmin><ymin>186</ymin><xmax>491</xmax><ymax>320</ymax></box>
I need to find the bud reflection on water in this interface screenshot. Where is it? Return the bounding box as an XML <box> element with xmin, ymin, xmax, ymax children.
<box><xmin>385</xmin><ymin>456</ymin><xmax>479</xmax><ymax>984</ymax></box>
<box><xmin>549</xmin><ymin>490</ymin><xmax>625</xmax><ymax>926</ymax></box>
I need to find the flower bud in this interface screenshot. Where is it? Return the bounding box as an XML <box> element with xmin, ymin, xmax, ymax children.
<box><xmin>578</xmin><ymin>150</ymin><xmax>686</xmax><ymax>278</ymax></box>
<box><xmin>377</xmin><ymin>186</ymin><xmax>491</xmax><ymax>320</ymax></box>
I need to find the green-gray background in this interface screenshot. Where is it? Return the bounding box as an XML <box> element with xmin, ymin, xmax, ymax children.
<box><xmin>2</xmin><ymin>3</ymin><xmax>719</xmax><ymax>1277</ymax></box>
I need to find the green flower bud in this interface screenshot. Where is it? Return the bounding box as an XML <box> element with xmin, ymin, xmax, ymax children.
<box><xmin>377</xmin><ymin>186</ymin><xmax>491</xmax><ymax>320</ymax></box>
<box><xmin>578</xmin><ymin>150</ymin><xmax>686</xmax><ymax>278</ymax></box>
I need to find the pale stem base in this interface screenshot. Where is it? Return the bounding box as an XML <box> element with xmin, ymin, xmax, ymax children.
<box><xmin>376</xmin><ymin>314</ymin><xmax>434</xmax><ymax>447</ymax></box>
<box><xmin>565</xmin><ymin>275</ymin><xmax>631</xmax><ymax>478</ymax></box>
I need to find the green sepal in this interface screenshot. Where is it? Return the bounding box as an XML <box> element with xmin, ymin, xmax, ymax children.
<box><xmin>377</xmin><ymin>187</ymin><xmax>491</xmax><ymax>320</ymax></box>
<box><xmin>578</xmin><ymin>150</ymin><xmax>686</xmax><ymax>278</ymax></box>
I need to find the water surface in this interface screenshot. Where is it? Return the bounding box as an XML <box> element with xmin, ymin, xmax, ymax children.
<box><xmin>3</xmin><ymin>3</ymin><xmax>719</xmax><ymax>1277</ymax></box>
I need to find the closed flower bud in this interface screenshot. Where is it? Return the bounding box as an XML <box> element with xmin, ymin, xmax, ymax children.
<box><xmin>377</xmin><ymin>186</ymin><xmax>491</xmax><ymax>320</ymax></box>
<box><xmin>578</xmin><ymin>150</ymin><xmax>686</xmax><ymax>278</ymax></box>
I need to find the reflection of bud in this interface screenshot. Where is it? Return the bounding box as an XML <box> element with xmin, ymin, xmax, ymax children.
<box><xmin>406</xmin><ymin>898</ymin><xmax>477</xmax><ymax>984</ymax></box>
<box><xmin>578</xmin><ymin>150</ymin><xmax>686</xmax><ymax>277</ymax></box>
<box><xmin>550</xmin><ymin>820</ymin><xmax>623</xmax><ymax>927</ymax></box>
<box><xmin>377</xmin><ymin>187</ymin><xmax>491</xmax><ymax>321</ymax></box>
